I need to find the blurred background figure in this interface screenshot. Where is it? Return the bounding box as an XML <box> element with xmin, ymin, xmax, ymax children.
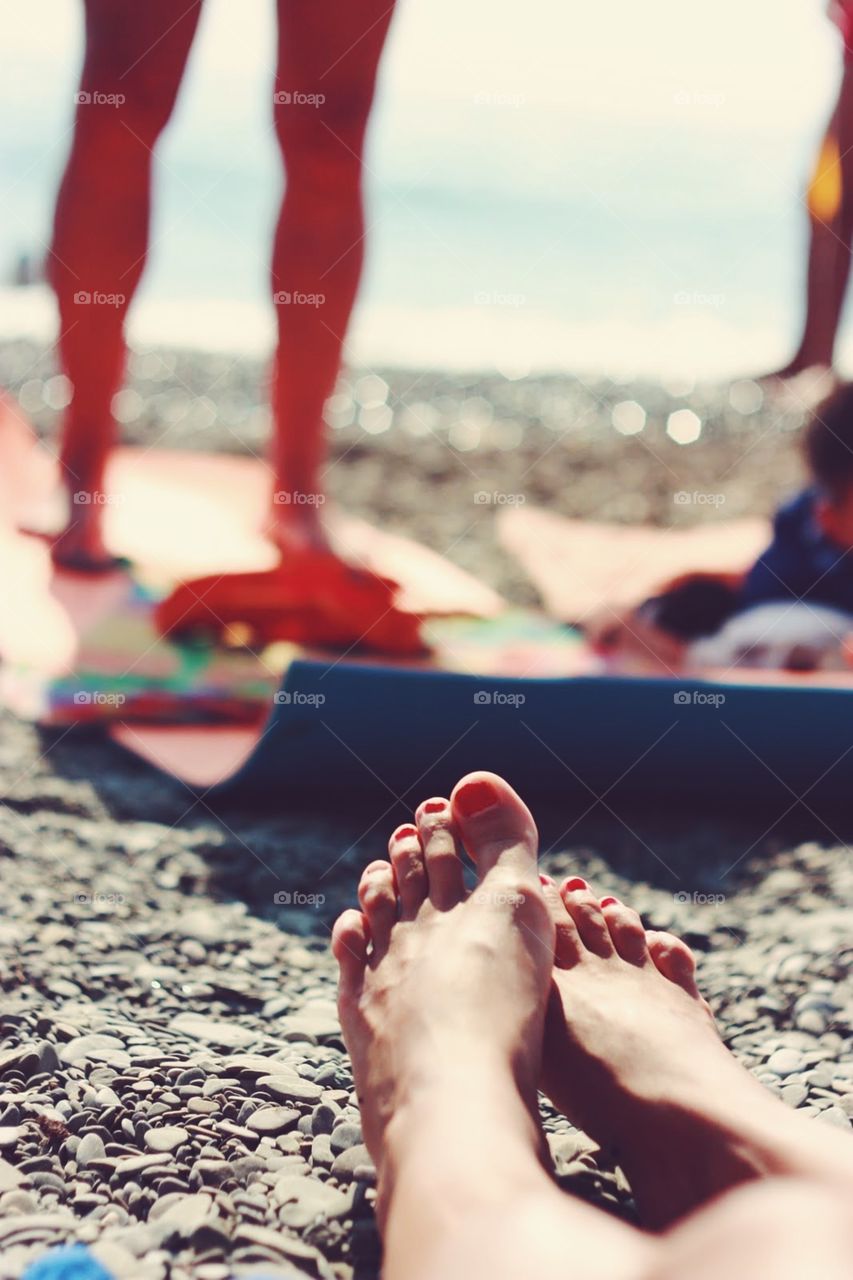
<box><xmin>766</xmin><ymin>0</ymin><xmax>853</xmax><ymax>387</ymax></box>
<box><xmin>48</xmin><ymin>0</ymin><xmax>399</xmax><ymax>636</ymax></box>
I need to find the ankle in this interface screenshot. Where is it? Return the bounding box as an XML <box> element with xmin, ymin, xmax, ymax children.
<box><xmin>380</xmin><ymin>1066</ymin><xmax>545</xmax><ymax>1202</ymax></box>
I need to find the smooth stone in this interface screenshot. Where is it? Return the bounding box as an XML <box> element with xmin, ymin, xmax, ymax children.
<box><xmin>331</xmin><ymin>1145</ymin><xmax>373</xmax><ymax>1180</ymax></box>
<box><xmin>172</xmin><ymin>1013</ymin><xmax>256</xmax><ymax>1049</ymax></box>
<box><xmin>780</xmin><ymin>1084</ymin><xmax>808</xmax><ymax>1108</ymax></box>
<box><xmin>311</xmin><ymin>1105</ymin><xmax>339</xmax><ymax>1137</ymax></box>
<box><xmin>0</xmin><ymin>1127</ymin><xmax>21</xmax><ymax>1151</ymax></box>
<box><xmin>257</xmin><ymin>1075</ymin><xmax>323</xmax><ymax>1104</ymax></box>
<box><xmin>272</xmin><ymin>1173</ymin><xmax>351</xmax><ymax>1227</ymax></box>
<box><xmin>187</xmin><ymin>1099</ymin><xmax>218</xmax><ymax>1115</ymax></box>
<box><xmin>192</xmin><ymin>1159</ymin><xmax>232</xmax><ymax>1187</ymax></box>
<box><xmin>115</xmin><ymin>1152</ymin><xmax>174</xmax><ymax>1177</ymax></box>
<box><xmin>0</xmin><ymin>1159</ymin><xmax>25</xmax><ymax>1191</ymax></box>
<box><xmin>37</xmin><ymin>1042</ymin><xmax>60</xmax><ymax>1075</ymax></box>
<box><xmin>60</xmin><ymin>1035</ymin><xmax>129</xmax><ymax>1067</ymax></box>
<box><xmin>0</xmin><ymin>1191</ymin><xmax>36</xmax><ymax>1214</ymax></box>
<box><xmin>311</xmin><ymin>1134</ymin><xmax>332</xmax><ymax>1168</ymax></box>
<box><xmin>246</xmin><ymin>1107</ymin><xmax>299</xmax><ymax>1136</ymax></box>
<box><xmin>329</xmin><ymin>1121</ymin><xmax>362</xmax><ymax>1154</ymax></box>
<box><xmin>764</xmin><ymin>1049</ymin><xmax>803</xmax><ymax>1078</ymax></box>
<box><xmin>145</xmin><ymin>1126</ymin><xmax>188</xmax><ymax>1154</ymax></box>
<box><xmin>818</xmin><ymin>1106</ymin><xmax>852</xmax><ymax>1130</ymax></box>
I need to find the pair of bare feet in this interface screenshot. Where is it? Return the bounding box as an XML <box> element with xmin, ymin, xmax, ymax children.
<box><xmin>333</xmin><ymin>772</ymin><xmax>853</xmax><ymax>1280</ymax></box>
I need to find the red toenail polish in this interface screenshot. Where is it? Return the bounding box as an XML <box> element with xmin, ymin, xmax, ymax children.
<box><xmin>563</xmin><ymin>877</ymin><xmax>587</xmax><ymax>892</ymax></box>
<box><xmin>600</xmin><ymin>896</ymin><xmax>618</xmax><ymax>907</ymax></box>
<box><xmin>454</xmin><ymin>778</ymin><xmax>498</xmax><ymax>817</ymax></box>
<box><xmin>394</xmin><ymin>824</ymin><xmax>418</xmax><ymax>841</ymax></box>
<box><xmin>422</xmin><ymin>800</ymin><xmax>446</xmax><ymax>814</ymax></box>
<box><xmin>539</xmin><ymin>874</ymin><xmax>554</xmax><ymax>886</ymax></box>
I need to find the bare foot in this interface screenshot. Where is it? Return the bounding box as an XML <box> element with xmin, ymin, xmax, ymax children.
<box><xmin>333</xmin><ymin>773</ymin><xmax>555</xmax><ymax>1222</ymax></box>
<box><xmin>332</xmin><ymin>779</ymin><xmax>649</xmax><ymax>1280</ymax></box>
<box><xmin>50</xmin><ymin>514</ymin><xmax>128</xmax><ymax>575</ymax></box>
<box><xmin>539</xmin><ymin>876</ymin><xmax>853</xmax><ymax>1228</ymax></box>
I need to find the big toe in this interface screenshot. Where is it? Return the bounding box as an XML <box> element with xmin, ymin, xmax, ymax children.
<box><xmin>450</xmin><ymin>772</ymin><xmax>539</xmax><ymax>878</ymax></box>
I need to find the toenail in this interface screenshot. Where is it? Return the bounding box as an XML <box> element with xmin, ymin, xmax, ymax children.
<box><xmin>539</xmin><ymin>873</ymin><xmax>554</xmax><ymax>886</ymax></box>
<box><xmin>455</xmin><ymin>778</ymin><xmax>498</xmax><ymax>817</ymax></box>
<box><xmin>393</xmin><ymin>825</ymin><xmax>418</xmax><ymax>841</ymax></box>
<box><xmin>600</xmin><ymin>896</ymin><xmax>618</xmax><ymax>907</ymax></box>
<box><xmin>564</xmin><ymin>877</ymin><xmax>587</xmax><ymax>892</ymax></box>
<box><xmin>422</xmin><ymin>800</ymin><xmax>447</xmax><ymax>814</ymax></box>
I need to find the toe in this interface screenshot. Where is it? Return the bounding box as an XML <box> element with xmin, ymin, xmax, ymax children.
<box><xmin>540</xmin><ymin>876</ymin><xmax>583</xmax><ymax>968</ymax></box>
<box><xmin>600</xmin><ymin>897</ymin><xmax>649</xmax><ymax>966</ymax></box>
<box><xmin>559</xmin><ymin>878</ymin><xmax>614</xmax><ymax>957</ymax></box>
<box><xmin>357</xmin><ymin>860</ymin><xmax>398</xmax><ymax>956</ymax></box>
<box><xmin>388</xmin><ymin>824</ymin><xmax>428</xmax><ymax>919</ymax></box>
<box><xmin>414</xmin><ymin>798</ymin><xmax>466</xmax><ymax>910</ymax></box>
<box><xmin>450</xmin><ymin>771</ymin><xmax>538</xmax><ymax>879</ymax></box>
<box><xmin>332</xmin><ymin>909</ymin><xmax>369</xmax><ymax>999</ymax></box>
<box><xmin>647</xmin><ymin>930</ymin><xmax>699</xmax><ymax>994</ymax></box>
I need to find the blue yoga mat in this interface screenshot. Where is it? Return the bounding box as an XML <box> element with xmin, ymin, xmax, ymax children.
<box><xmin>212</xmin><ymin>659</ymin><xmax>853</xmax><ymax>812</ymax></box>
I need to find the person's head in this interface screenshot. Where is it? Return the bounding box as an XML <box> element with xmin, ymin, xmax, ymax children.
<box><xmin>805</xmin><ymin>382</ymin><xmax>853</xmax><ymax>548</ymax></box>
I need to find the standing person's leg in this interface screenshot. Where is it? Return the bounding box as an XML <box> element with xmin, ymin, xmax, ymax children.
<box><xmin>270</xmin><ymin>0</ymin><xmax>396</xmax><ymax>550</ymax></box>
<box><xmin>768</xmin><ymin>62</ymin><xmax>853</xmax><ymax>384</ymax></box>
<box><xmin>154</xmin><ymin>0</ymin><xmax>420</xmax><ymax>652</ymax></box>
<box><xmin>48</xmin><ymin>0</ymin><xmax>203</xmax><ymax>569</ymax></box>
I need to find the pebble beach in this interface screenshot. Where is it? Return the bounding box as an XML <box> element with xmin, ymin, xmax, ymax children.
<box><xmin>0</xmin><ymin>338</ymin><xmax>851</xmax><ymax>1278</ymax></box>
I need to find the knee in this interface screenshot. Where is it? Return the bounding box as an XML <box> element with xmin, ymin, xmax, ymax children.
<box><xmin>275</xmin><ymin>90</ymin><xmax>373</xmax><ymax>198</ymax></box>
<box><xmin>73</xmin><ymin>82</ymin><xmax>178</xmax><ymax>158</ymax></box>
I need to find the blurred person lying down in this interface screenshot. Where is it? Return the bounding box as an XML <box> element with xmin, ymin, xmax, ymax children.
<box><xmin>588</xmin><ymin>384</ymin><xmax>853</xmax><ymax>673</ymax></box>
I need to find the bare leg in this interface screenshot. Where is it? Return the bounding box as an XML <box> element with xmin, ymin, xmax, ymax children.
<box><xmin>270</xmin><ymin>0</ymin><xmax>396</xmax><ymax>549</ymax></box>
<box><xmin>334</xmin><ymin>772</ymin><xmax>853</xmax><ymax>1280</ymax></box>
<box><xmin>48</xmin><ymin>0</ymin><xmax>202</xmax><ymax>569</ymax></box>
<box><xmin>333</xmin><ymin>772</ymin><xmax>652</xmax><ymax>1280</ymax></box>
<box><xmin>539</xmin><ymin>875</ymin><xmax>853</xmax><ymax>1226</ymax></box>
<box><xmin>766</xmin><ymin>66</ymin><xmax>853</xmax><ymax>383</ymax></box>
<box><xmin>154</xmin><ymin>0</ymin><xmax>420</xmax><ymax>651</ymax></box>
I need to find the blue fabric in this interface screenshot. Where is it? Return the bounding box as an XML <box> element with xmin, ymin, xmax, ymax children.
<box><xmin>22</xmin><ymin>1245</ymin><xmax>115</xmax><ymax>1280</ymax></box>
<box><xmin>738</xmin><ymin>487</ymin><xmax>853</xmax><ymax>615</ymax></box>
